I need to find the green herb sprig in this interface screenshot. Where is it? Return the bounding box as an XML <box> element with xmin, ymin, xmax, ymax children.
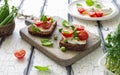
<box><xmin>31</xmin><ymin>24</ymin><xmax>40</xmax><ymax>32</ymax></box>
<box><xmin>62</xmin><ymin>20</ymin><xmax>75</xmax><ymax>30</ymax></box>
<box><xmin>40</xmin><ymin>15</ymin><xmax>47</xmax><ymax>22</ymax></box>
<box><xmin>50</xmin><ymin>17</ymin><xmax>54</xmax><ymax>23</ymax></box>
<box><xmin>34</xmin><ymin>65</ymin><xmax>49</xmax><ymax>71</ymax></box>
<box><xmin>62</xmin><ymin>20</ymin><xmax>71</xmax><ymax>27</ymax></box>
<box><xmin>41</xmin><ymin>39</ymin><xmax>53</xmax><ymax>47</ymax></box>
<box><xmin>95</xmin><ymin>4</ymin><xmax>102</xmax><ymax>9</ymax></box>
<box><xmin>86</xmin><ymin>0</ymin><xmax>94</xmax><ymax>6</ymax></box>
<box><xmin>105</xmin><ymin>23</ymin><xmax>120</xmax><ymax>75</ymax></box>
<box><xmin>76</xmin><ymin>3</ymin><xmax>82</xmax><ymax>7</ymax></box>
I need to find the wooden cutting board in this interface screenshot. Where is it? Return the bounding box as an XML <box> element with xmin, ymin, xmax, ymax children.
<box><xmin>20</xmin><ymin>16</ymin><xmax>101</xmax><ymax>66</ymax></box>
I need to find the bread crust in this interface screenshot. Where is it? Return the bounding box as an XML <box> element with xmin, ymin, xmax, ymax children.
<box><xmin>59</xmin><ymin>38</ymin><xmax>87</xmax><ymax>51</ymax></box>
<box><xmin>28</xmin><ymin>21</ymin><xmax>57</xmax><ymax>37</ymax></box>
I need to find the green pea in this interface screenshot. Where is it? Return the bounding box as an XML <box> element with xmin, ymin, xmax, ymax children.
<box><xmin>60</xmin><ymin>46</ymin><xmax>66</xmax><ymax>52</ymax></box>
<box><xmin>64</xmin><ymin>39</ymin><xmax>68</xmax><ymax>43</ymax></box>
<box><xmin>54</xmin><ymin>35</ymin><xmax>58</xmax><ymax>40</ymax></box>
<box><xmin>59</xmin><ymin>28</ymin><xmax>63</xmax><ymax>32</ymax></box>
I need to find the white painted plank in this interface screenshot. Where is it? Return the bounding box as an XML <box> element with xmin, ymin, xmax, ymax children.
<box><xmin>44</xmin><ymin>0</ymin><xmax>68</xmax><ymax>20</ymax></box>
<box><xmin>9</xmin><ymin>0</ymin><xmax>44</xmax><ymax>17</ymax></box>
<box><xmin>72</xmin><ymin>47</ymin><xmax>105</xmax><ymax>75</ymax></box>
<box><xmin>0</xmin><ymin>19</ymin><xmax>31</xmax><ymax>75</ymax></box>
<box><xmin>19</xmin><ymin>0</ymin><xmax>44</xmax><ymax>17</ymax></box>
<box><xmin>101</xmin><ymin>14</ymin><xmax>120</xmax><ymax>38</ymax></box>
<box><xmin>29</xmin><ymin>49</ymin><xmax>67</xmax><ymax>75</ymax></box>
<box><xmin>0</xmin><ymin>0</ymin><xmax>44</xmax><ymax>74</ymax></box>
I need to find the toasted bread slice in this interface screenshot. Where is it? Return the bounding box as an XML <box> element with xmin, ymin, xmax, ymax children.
<box><xmin>28</xmin><ymin>21</ymin><xmax>57</xmax><ymax>37</ymax></box>
<box><xmin>59</xmin><ymin>38</ymin><xmax>87</xmax><ymax>51</ymax></box>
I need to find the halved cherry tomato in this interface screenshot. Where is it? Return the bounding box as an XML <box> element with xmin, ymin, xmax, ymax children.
<box><xmin>14</xmin><ymin>49</ymin><xmax>26</xmax><ymax>59</ymax></box>
<box><xmin>78</xmin><ymin>30</ymin><xmax>89</xmax><ymax>40</ymax></box>
<box><xmin>77</xmin><ymin>7</ymin><xmax>86</xmax><ymax>14</ymax></box>
<box><xmin>88</xmin><ymin>12</ymin><xmax>96</xmax><ymax>17</ymax></box>
<box><xmin>95</xmin><ymin>11</ymin><xmax>103</xmax><ymax>17</ymax></box>
<box><xmin>35</xmin><ymin>21</ymin><xmax>43</xmax><ymax>27</ymax></box>
<box><xmin>33</xmin><ymin>18</ymin><xmax>42</xmax><ymax>27</ymax></box>
<box><xmin>74</xmin><ymin>24</ymin><xmax>85</xmax><ymax>31</ymax></box>
<box><xmin>62</xmin><ymin>29</ymin><xmax>73</xmax><ymax>38</ymax></box>
<box><xmin>41</xmin><ymin>22</ymin><xmax>52</xmax><ymax>29</ymax></box>
<box><xmin>47</xmin><ymin>17</ymin><xmax>51</xmax><ymax>21</ymax></box>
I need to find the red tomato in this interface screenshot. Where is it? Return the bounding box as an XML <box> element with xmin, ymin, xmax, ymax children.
<box><xmin>74</xmin><ymin>24</ymin><xmax>85</xmax><ymax>31</ymax></box>
<box><xmin>77</xmin><ymin>7</ymin><xmax>86</xmax><ymax>14</ymax></box>
<box><xmin>95</xmin><ymin>11</ymin><xmax>103</xmax><ymax>17</ymax></box>
<box><xmin>41</xmin><ymin>22</ymin><xmax>52</xmax><ymax>29</ymax></box>
<box><xmin>78</xmin><ymin>30</ymin><xmax>89</xmax><ymax>40</ymax></box>
<box><xmin>47</xmin><ymin>17</ymin><xmax>51</xmax><ymax>21</ymax></box>
<box><xmin>35</xmin><ymin>21</ymin><xmax>43</xmax><ymax>27</ymax></box>
<box><xmin>62</xmin><ymin>29</ymin><xmax>73</xmax><ymax>38</ymax></box>
<box><xmin>88</xmin><ymin>12</ymin><xmax>96</xmax><ymax>17</ymax></box>
<box><xmin>14</xmin><ymin>49</ymin><xmax>26</xmax><ymax>59</ymax></box>
<box><xmin>33</xmin><ymin>18</ymin><xmax>42</xmax><ymax>27</ymax></box>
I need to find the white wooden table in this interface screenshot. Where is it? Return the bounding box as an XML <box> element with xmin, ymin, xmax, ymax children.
<box><xmin>0</xmin><ymin>0</ymin><xmax>120</xmax><ymax>75</ymax></box>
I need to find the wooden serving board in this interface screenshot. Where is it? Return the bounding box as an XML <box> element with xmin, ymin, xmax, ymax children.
<box><xmin>20</xmin><ymin>16</ymin><xmax>101</xmax><ymax>66</ymax></box>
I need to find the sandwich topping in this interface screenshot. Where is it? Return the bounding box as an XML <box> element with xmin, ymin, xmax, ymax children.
<box><xmin>31</xmin><ymin>15</ymin><xmax>55</xmax><ymax>32</ymax></box>
<box><xmin>61</xmin><ymin>20</ymin><xmax>89</xmax><ymax>44</ymax></box>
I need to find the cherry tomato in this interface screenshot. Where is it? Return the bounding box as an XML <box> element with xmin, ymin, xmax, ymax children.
<box><xmin>88</xmin><ymin>12</ymin><xmax>96</xmax><ymax>17</ymax></box>
<box><xmin>41</xmin><ymin>22</ymin><xmax>52</xmax><ymax>29</ymax></box>
<box><xmin>47</xmin><ymin>17</ymin><xmax>51</xmax><ymax>21</ymax></box>
<box><xmin>14</xmin><ymin>49</ymin><xmax>26</xmax><ymax>59</ymax></box>
<box><xmin>33</xmin><ymin>18</ymin><xmax>42</xmax><ymax>27</ymax></box>
<box><xmin>95</xmin><ymin>11</ymin><xmax>103</xmax><ymax>17</ymax></box>
<box><xmin>77</xmin><ymin>7</ymin><xmax>86</xmax><ymax>14</ymax></box>
<box><xmin>78</xmin><ymin>30</ymin><xmax>89</xmax><ymax>40</ymax></box>
<box><xmin>74</xmin><ymin>24</ymin><xmax>85</xmax><ymax>31</ymax></box>
<box><xmin>62</xmin><ymin>29</ymin><xmax>73</xmax><ymax>38</ymax></box>
<box><xmin>35</xmin><ymin>21</ymin><xmax>43</xmax><ymax>27</ymax></box>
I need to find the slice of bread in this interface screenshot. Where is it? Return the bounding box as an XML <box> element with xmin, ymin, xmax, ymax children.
<box><xmin>28</xmin><ymin>21</ymin><xmax>57</xmax><ymax>37</ymax></box>
<box><xmin>59</xmin><ymin>38</ymin><xmax>87</xmax><ymax>51</ymax></box>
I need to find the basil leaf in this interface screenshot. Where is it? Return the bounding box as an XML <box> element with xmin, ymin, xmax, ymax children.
<box><xmin>62</xmin><ymin>20</ymin><xmax>71</xmax><ymax>27</ymax></box>
<box><xmin>76</xmin><ymin>3</ymin><xmax>82</xmax><ymax>7</ymax></box>
<box><xmin>34</xmin><ymin>65</ymin><xmax>49</xmax><ymax>71</ymax></box>
<box><xmin>31</xmin><ymin>24</ymin><xmax>40</xmax><ymax>32</ymax></box>
<box><xmin>71</xmin><ymin>25</ymin><xmax>75</xmax><ymax>30</ymax></box>
<box><xmin>41</xmin><ymin>39</ymin><xmax>53</xmax><ymax>46</ymax></box>
<box><xmin>50</xmin><ymin>17</ymin><xmax>54</xmax><ymax>23</ymax></box>
<box><xmin>86</xmin><ymin>0</ymin><xmax>94</xmax><ymax>6</ymax></box>
<box><xmin>73</xmin><ymin>30</ymin><xmax>78</xmax><ymax>38</ymax></box>
<box><xmin>40</xmin><ymin>15</ymin><xmax>47</xmax><ymax>22</ymax></box>
<box><xmin>95</xmin><ymin>4</ymin><xmax>102</xmax><ymax>9</ymax></box>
